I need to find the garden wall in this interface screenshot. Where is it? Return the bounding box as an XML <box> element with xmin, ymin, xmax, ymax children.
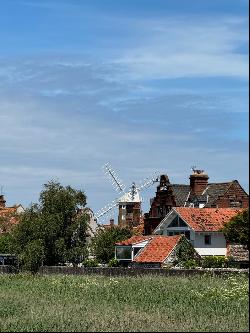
<box><xmin>38</xmin><ymin>266</ymin><xmax>249</xmax><ymax>277</ymax></box>
<box><xmin>1</xmin><ymin>265</ymin><xmax>248</xmax><ymax>276</ymax></box>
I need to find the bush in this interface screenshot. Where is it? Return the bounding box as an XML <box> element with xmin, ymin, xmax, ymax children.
<box><xmin>108</xmin><ymin>258</ymin><xmax>120</xmax><ymax>267</ymax></box>
<box><xmin>82</xmin><ymin>259</ymin><xmax>99</xmax><ymax>267</ymax></box>
<box><xmin>182</xmin><ymin>259</ymin><xmax>197</xmax><ymax>269</ymax></box>
<box><xmin>201</xmin><ymin>256</ymin><xmax>227</xmax><ymax>268</ymax></box>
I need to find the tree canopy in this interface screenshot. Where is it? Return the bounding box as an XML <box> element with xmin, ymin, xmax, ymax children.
<box><xmin>91</xmin><ymin>226</ymin><xmax>132</xmax><ymax>264</ymax></box>
<box><xmin>11</xmin><ymin>181</ymin><xmax>89</xmax><ymax>271</ymax></box>
<box><xmin>222</xmin><ymin>209</ymin><xmax>249</xmax><ymax>248</ymax></box>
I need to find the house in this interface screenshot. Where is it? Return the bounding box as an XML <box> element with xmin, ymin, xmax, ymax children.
<box><xmin>153</xmin><ymin>207</ymin><xmax>245</xmax><ymax>257</ymax></box>
<box><xmin>144</xmin><ymin>169</ymin><xmax>248</xmax><ymax>235</ymax></box>
<box><xmin>115</xmin><ymin>234</ymin><xmax>199</xmax><ymax>268</ymax></box>
<box><xmin>0</xmin><ymin>195</ymin><xmax>24</xmax><ymax>234</ymax></box>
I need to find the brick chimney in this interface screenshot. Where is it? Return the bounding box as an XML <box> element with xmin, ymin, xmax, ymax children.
<box><xmin>0</xmin><ymin>195</ymin><xmax>6</xmax><ymax>208</ymax></box>
<box><xmin>189</xmin><ymin>169</ymin><xmax>209</xmax><ymax>195</ymax></box>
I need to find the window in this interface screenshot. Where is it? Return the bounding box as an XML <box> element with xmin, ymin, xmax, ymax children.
<box><xmin>168</xmin><ymin>216</ymin><xmax>187</xmax><ymax>228</ymax></box>
<box><xmin>157</xmin><ymin>206</ymin><xmax>163</xmax><ymax>217</ymax></box>
<box><xmin>204</xmin><ymin>235</ymin><xmax>211</xmax><ymax>245</ymax></box>
<box><xmin>168</xmin><ymin>216</ymin><xmax>178</xmax><ymax>227</ymax></box>
<box><xmin>133</xmin><ymin>247</ymin><xmax>143</xmax><ymax>257</ymax></box>
<box><xmin>116</xmin><ymin>246</ymin><xmax>132</xmax><ymax>260</ymax></box>
<box><xmin>126</xmin><ymin>205</ymin><xmax>133</xmax><ymax>213</ymax></box>
<box><xmin>230</xmin><ymin>200</ymin><xmax>242</xmax><ymax>208</ymax></box>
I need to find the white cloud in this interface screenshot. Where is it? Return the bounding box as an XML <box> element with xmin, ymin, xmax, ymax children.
<box><xmin>0</xmin><ymin>51</ymin><xmax>248</xmax><ymax>216</ymax></box>
<box><xmin>113</xmin><ymin>16</ymin><xmax>248</xmax><ymax>80</ymax></box>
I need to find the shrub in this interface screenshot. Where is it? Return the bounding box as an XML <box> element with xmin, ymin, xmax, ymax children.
<box><xmin>108</xmin><ymin>258</ymin><xmax>120</xmax><ymax>267</ymax></box>
<box><xmin>182</xmin><ymin>259</ymin><xmax>197</xmax><ymax>269</ymax></box>
<box><xmin>82</xmin><ymin>259</ymin><xmax>99</xmax><ymax>267</ymax></box>
<box><xmin>201</xmin><ymin>256</ymin><xmax>227</xmax><ymax>268</ymax></box>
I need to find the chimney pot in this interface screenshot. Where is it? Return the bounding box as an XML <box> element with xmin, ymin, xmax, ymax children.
<box><xmin>189</xmin><ymin>170</ymin><xmax>209</xmax><ymax>195</ymax></box>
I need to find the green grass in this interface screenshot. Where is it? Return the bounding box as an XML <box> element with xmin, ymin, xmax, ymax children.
<box><xmin>0</xmin><ymin>273</ymin><xmax>248</xmax><ymax>332</ymax></box>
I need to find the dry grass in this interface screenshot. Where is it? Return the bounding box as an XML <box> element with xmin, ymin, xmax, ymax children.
<box><xmin>0</xmin><ymin>273</ymin><xmax>248</xmax><ymax>332</ymax></box>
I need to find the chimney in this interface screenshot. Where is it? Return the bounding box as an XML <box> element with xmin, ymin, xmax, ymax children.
<box><xmin>110</xmin><ymin>218</ymin><xmax>114</xmax><ymax>227</ymax></box>
<box><xmin>189</xmin><ymin>169</ymin><xmax>209</xmax><ymax>195</ymax></box>
<box><xmin>0</xmin><ymin>195</ymin><xmax>6</xmax><ymax>208</ymax></box>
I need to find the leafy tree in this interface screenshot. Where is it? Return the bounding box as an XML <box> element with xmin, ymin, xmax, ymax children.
<box><xmin>11</xmin><ymin>181</ymin><xmax>89</xmax><ymax>271</ymax></box>
<box><xmin>91</xmin><ymin>226</ymin><xmax>132</xmax><ymax>263</ymax></box>
<box><xmin>222</xmin><ymin>209</ymin><xmax>249</xmax><ymax>248</ymax></box>
<box><xmin>0</xmin><ymin>211</ymin><xmax>18</xmax><ymax>254</ymax></box>
<box><xmin>0</xmin><ymin>234</ymin><xmax>13</xmax><ymax>253</ymax></box>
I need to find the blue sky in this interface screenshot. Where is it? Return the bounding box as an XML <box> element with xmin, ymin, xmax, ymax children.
<box><xmin>0</xmin><ymin>0</ymin><xmax>249</xmax><ymax>221</ymax></box>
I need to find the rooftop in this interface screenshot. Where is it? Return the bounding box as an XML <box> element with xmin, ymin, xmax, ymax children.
<box><xmin>175</xmin><ymin>207</ymin><xmax>244</xmax><ymax>232</ymax></box>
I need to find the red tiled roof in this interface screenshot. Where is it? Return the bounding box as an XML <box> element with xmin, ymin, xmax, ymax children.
<box><xmin>115</xmin><ymin>235</ymin><xmax>152</xmax><ymax>246</ymax></box>
<box><xmin>175</xmin><ymin>207</ymin><xmax>244</xmax><ymax>232</ymax></box>
<box><xmin>0</xmin><ymin>207</ymin><xmax>17</xmax><ymax>216</ymax></box>
<box><xmin>0</xmin><ymin>207</ymin><xmax>20</xmax><ymax>233</ymax></box>
<box><xmin>134</xmin><ymin>235</ymin><xmax>181</xmax><ymax>263</ymax></box>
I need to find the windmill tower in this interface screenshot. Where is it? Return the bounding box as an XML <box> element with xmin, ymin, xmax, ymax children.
<box><xmin>95</xmin><ymin>163</ymin><xmax>159</xmax><ymax>228</ymax></box>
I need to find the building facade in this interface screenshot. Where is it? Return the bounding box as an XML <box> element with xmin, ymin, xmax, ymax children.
<box><xmin>144</xmin><ymin>169</ymin><xmax>248</xmax><ymax>235</ymax></box>
<box><xmin>153</xmin><ymin>207</ymin><xmax>245</xmax><ymax>257</ymax></box>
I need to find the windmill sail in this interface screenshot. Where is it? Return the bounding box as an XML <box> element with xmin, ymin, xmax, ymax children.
<box><xmin>95</xmin><ymin>163</ymin><xmax>160</xmax><ymax>223</ymax></box>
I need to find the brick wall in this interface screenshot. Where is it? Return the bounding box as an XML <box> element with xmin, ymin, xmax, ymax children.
<box><xmin>216</xmin><ymin>181</ymin><xmax>249</xmax><ymax>208</ymax></box>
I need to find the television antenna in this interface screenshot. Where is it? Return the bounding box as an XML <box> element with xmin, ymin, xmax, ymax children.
<box><xmin>95</xmin><ymin>163</ymin><xmax>159</xmax><ymax>221</ymax></box>
<box><xmin>0</xmin><ymin>186</ymin><xmax>4</xmax><ymax>195</ymax></box>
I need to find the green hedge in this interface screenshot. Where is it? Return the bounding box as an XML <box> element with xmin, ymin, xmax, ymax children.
<box><xmin>201</xmin><ymin>256</ymin><xmax>241</xmax><ymax>268</ymax></box>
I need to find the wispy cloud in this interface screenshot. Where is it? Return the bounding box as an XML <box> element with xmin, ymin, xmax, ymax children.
<box><xmin>0</xmin><ymin>1</ymin><xmax>248</xmax><ymax>217</ymax></box>
<box><xmin>112</xmin><ymin>16</ymin><xmax>248</xmax><ymax>80</ymax></box>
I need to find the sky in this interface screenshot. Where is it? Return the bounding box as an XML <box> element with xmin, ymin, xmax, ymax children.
<box><xmin>0</xmin><ymin>0</ymin><xmax>249</xmax><ymax>222</ymax></box>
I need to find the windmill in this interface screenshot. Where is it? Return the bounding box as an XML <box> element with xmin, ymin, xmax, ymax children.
<box><xmin>95</xmin><ymin>163</ymin><xmax>159</xmax><ymax>227</ymax></box>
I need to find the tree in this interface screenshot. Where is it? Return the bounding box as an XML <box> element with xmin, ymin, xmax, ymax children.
<box><xmin>11</xmin><ymin>181</ymin><xmax>89</xmax><ymax>272</ymax></box>
<box><xmin>0</xmin><ymin>234</ymin><xmax>12</xmax><ymax>253</ymax></box>
<box><xmin>222</xmin><ymin>209</ymin><xmax>249</xmax><ymax>248</ymax></box>
<box><xmin>91</xmin><ymin>226</ymin><xmax>132</xmax><ymax>263</ymax></box>
<box><xmin>0</xmin><ymin>211</ymin><xmax>18</xmax><ymax>254</ymax></box>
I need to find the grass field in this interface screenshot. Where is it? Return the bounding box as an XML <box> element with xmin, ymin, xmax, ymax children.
<box><xmin>0</xmin><ymin>273</ymin><xmax>248</xmax><ymax>332</ymax></box>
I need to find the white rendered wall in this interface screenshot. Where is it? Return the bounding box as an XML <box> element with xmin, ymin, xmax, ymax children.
<box><xmin>194</xmin><ymin>232</ymin><xmax>227</xmax><ymax>256</ymax></box>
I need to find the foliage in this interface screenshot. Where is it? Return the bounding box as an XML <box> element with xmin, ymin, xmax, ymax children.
<box><xmin>19</xmin><ymin>239</ymin><xmax>45</xmax><ymax>272</ymax></box>
<box><xmin>201</xmin><ymin>256</ymin><xmax>228</xmax><ymax>268</ymax></box>
<box><xmin>91</xmin><ymin>226</ymin><xmax>132</xmax><ymax>263</ymax></box>
<box><xmin>82</xmin><ymin>259</ymin><xmax>99</xmax><ymax>267</ymax></box>
<box><xmin>201</xmin><ymin>256</ymin><xmax>242</xmax><ymax>269</ymax></box>
<box><xmin>11</xmin><ymin>181</ymin><xmax>89</xmax><ymax>272</ymax></box>
<box><xmin>222</xmin><ymin>209</ymin><xmax>249</xmax><ymax>248</ymax></box>
<box><xmin>0</xmin><ymin>234</ymin><xmax>13</xmax><ymax>254</ymax></box>
<box><xmin>108</xmin><ymin>258</ymin><xmax>120</xmax><ymax>267</ymax></box>
<box><xmin>175</xmin><ymin>235</ymin><xmax>201</xmax><ymax>267</ymax></box>
<box><xmin>0</xmin><ymin>274</ymin><xmax>248</xmax><ymax>332</ymax></box>
<box><xmin>182</xmin><ymin>259</ymin><xmax>197</xmax><ymax>269</ymax></box>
